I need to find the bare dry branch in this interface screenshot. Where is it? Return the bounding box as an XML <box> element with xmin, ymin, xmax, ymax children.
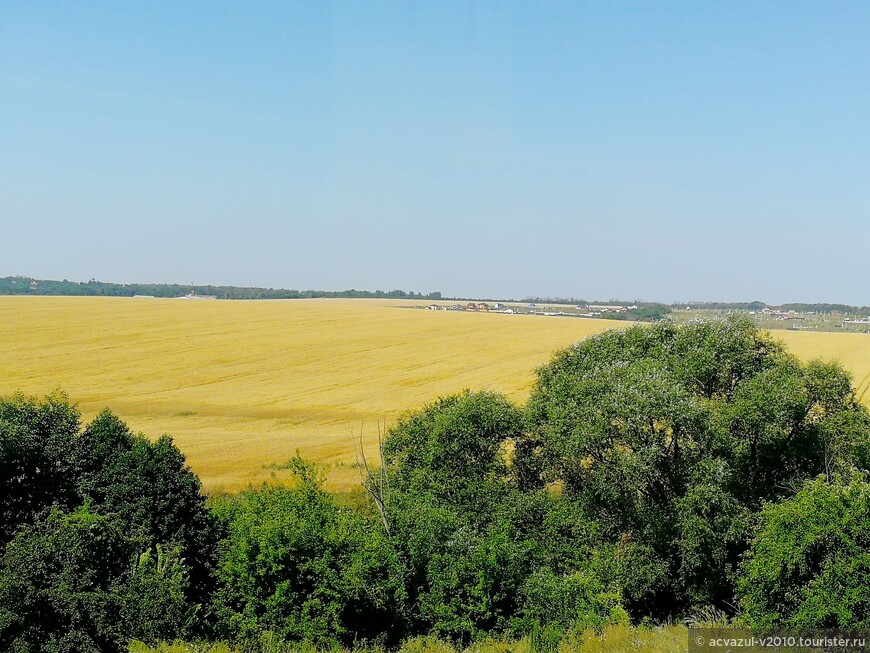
<box><xmin>354</xmin><ymin>420</ymin><xmax>390</xmax><ymax>534</ymax></box>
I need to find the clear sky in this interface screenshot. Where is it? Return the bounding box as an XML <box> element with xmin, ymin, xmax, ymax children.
<box><xmin>2</xmin><ymin>2</ymin><xmax>868</xmax><ymax>303</ymax></box>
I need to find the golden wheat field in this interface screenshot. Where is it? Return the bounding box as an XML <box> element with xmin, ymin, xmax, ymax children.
<box><xmin>2</xmin><ymin>296</ymin><xmax>869</xmax><ymax>492</ymax></box>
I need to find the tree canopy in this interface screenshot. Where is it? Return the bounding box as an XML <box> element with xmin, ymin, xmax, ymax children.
<box><xmin>522</xmin><ymin>315</ymin><xmax>870</xmax><ymax>616</ymax></box>
<box><xmin>740</xmin><ymin>473</ymin><xmax>870</xmax><ymax>628</ymax></box>
<box><xmin>0</xmin><ymin>394</ymin><xmax>217</xmax><ymax>651</ymax></box>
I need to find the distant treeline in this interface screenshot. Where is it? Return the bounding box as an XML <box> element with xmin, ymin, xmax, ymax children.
<box><xmin>0</xmin><ymin>276</ymin><xmax>442</xmax><ymax>301</ymax></box>
<box><xmin>604</xmin><ymin>304</ymin><xmax>671</xmax><ymax>321</ymax></box>
<box><xmin>6</xmin><ymin>277</ymin><xmax>863</xmax><ymax>316</ymax></box>
<box><xmin>679</xmin><ymin>301</ymin><xmax>870</xmax><ymax>314</ymax></box>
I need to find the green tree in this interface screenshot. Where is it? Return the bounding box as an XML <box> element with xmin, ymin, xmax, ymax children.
<box><xmin>383</xmin><ymin>390</ymin><xmax>523</xmax><ymax>515</ymax></box>
<box><xmin>739</xmin><ymin>474</ymin><xmax>870</xmax><ymax>628</ymax></box>
<box><xmin>381</xmin><ymin>390</ymin><xmax>619</xmax><ymax>640</ymax></box>
<box><xmin>0</xmin><ymin>506</ymin><xmax>192</xmax><ymax>653</ymax></box>
<box><xmin>210</xmin><ymin>457</ymin><xmax>406</xmax><ymax>646</ymax></box>
<box><xmin>523</xmin><ymin>316</ymin><xmax>870</xmax><ymax>617</ymax></box>
<box><xmin>382</xmin><ymin>391</ymin><xmax>530</xmax><ymax>639</ymax></box>
<box><xmin>75</xmin><ymin>410</ymin><xmax>219</xmax><ymax>606</ymax></box>
<box><xmin>0</xmin><ymin>394</ymin><xmax>216</xmax><ymax>645</ymax></box>
<box><xmin>0</xmin><ymin>392</ymin><xmax>80</xmax><ymax>544</ymax></box>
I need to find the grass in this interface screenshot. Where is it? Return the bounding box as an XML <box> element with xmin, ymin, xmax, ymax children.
<box><xmin>2</xmin><ymin>296</ymin><xmax>868</xmax><ymax>493</ymax></box>
<box><xmin>128</xmin><ymin>626</ymin><xmax>691</xmax><ymax>653</ymax></box>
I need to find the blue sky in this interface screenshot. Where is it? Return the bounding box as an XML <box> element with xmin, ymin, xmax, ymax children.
<box><xmin>2</xmin><ymin>1</ymin><xmax>868</xmax><ymax>303</ymax></box>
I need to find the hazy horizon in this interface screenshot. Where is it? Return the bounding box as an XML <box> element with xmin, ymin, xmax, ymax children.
<box><xmin>5</xmin><ymin>272</ymin><xmax>869</xmax><ymax>308</ymax></box>
<box><xmin>3</xmin><ymin>2</ymin><xmax>869</xmax><ymax>305</ymax></box>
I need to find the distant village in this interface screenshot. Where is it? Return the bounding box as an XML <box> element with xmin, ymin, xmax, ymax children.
<box><xmin>419</xmin><ymin>301</ymin><xmax>643</xmax><ymax>319</ymax></box>
<box><xmin>418</xmin><ymin>301</ymin><xmax>870</xmax><ymax>332</ymax></box>
<box><xmin>671</xmin><ymin>305</ymin><xmax>870</xmax><ymax>333</ymax></box>
<box><xmin>749</xmin><ymin>307</ymin><xmax>870</xmax><ymax>328</ymax></box>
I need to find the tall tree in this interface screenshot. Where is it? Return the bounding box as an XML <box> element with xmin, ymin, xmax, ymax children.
<box><xmin>0</xmin><ymin>391</ymin><xmax>81</xmax><ymax>545</ymax></box>
<box><xmin>522</xmin><ymin>315</ymin><xmax>870</xmax><ymax>616</ymax></box>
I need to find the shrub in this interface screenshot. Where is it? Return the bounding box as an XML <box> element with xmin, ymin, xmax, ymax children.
<box><xmin>0</xmin><ymin>507</ymin><xmax>193</xmax><ymax>652</ymax></box>
<box><xmin>210</xmin><ymin>457</ymin><xmax>406</xmax><ymax>646</ymax></box>
<box><xmin>739</xmin><ymin>474</ymin><xmax>870</xmax><ymax>628</ymax></box>
<box><xmin>520</xmin><ymin>568</ymin><xmax>628</xmax><ymax>633</ymax></box>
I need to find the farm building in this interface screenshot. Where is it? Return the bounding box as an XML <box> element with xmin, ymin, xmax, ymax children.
<box><xmin>179</xmin><ymin>293</ymin><xmax>217</xmax><ymax>300</ymax></box>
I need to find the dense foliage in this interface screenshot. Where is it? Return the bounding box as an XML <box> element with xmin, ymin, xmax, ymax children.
<box><xmin>209</xmin><ymin>458</ymin><xmax>406</xmax><ymax>646</ymax></box>
<box><xmin>0</xmin><ymin>394</ymin><xmax>217</xmax><ymax>651</ymax></box>
<box><xmin>0</xmin><ymin>507</ymin><xmax>191</xmax><ymax>652</ymax></box>
<box><xmin>598</xmin><ymin>304</ymin><xmax>671</xmax><ymax>322</ymax></box>
<box><xmin>740</xmin><ymin>474</ymin><xmax>870</xmax><ymax>628</ymax></box>
<box><xmin>522</xmin><ymin>316</ymin><xmax>870</xmax><ymax>618</ymax></box>
<box><xmin>2</xmin><ymin>316</ymin><xmax>870</xmax><ymax>651</ymax></box>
